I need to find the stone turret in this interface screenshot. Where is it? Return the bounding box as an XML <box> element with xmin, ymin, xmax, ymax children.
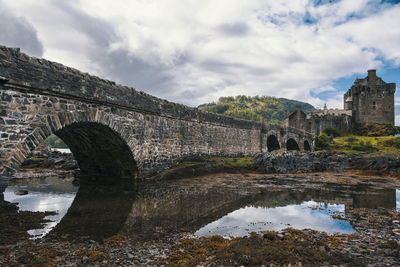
<box><xmin>343</xmin><ymin>69</ymin><xmax>396</xmax><ymax>125</ymax></box>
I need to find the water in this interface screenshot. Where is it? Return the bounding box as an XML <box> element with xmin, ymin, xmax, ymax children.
<box><xmin>397</xmin><ymin>189</ymin><xmax>400</xmax><ymax>212</ymax></box>
<box><xmin>50</xmin><ymin>148</ymin><xmax>71</xmax><ymax>153</ymax></box>
<box><xmin>196</xmin><ymin>201</ymin><xmax>354</xmax><ymax>237</ymax></box>
<box><xmin>3</xmin><ymin>174</ymin><xmax>399</xmax><ymax>241</ymax></box>
<box><xmin>4</xmin><ymin>177</ymin><xmax>78</xmax><ymax>238</ymax></box>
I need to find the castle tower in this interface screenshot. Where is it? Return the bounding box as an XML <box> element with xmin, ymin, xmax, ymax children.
<box><xmin>343</xmin><ymin>69</ymin><xmax>396</xmax><ymax>125</ymax></box>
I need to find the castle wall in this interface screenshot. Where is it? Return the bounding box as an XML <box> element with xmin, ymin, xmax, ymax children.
<box><xmin>283</xmin><ymin>107</ymin><xmax>307</xmax><ymax>130</ymax></box>
<box><xmin>344</xmin><ymin>70</ymin><xmax>396</xmax><ymax>125</ymax></box>
<box><xmin>309</xmin><ymin>113</ymin><xmax>352</xmax><ymax>135</ymax></box>
<box><xmin>285</xmin><ymin>107</ymin><xmax>352</xmax><ymax>136</ymax></box>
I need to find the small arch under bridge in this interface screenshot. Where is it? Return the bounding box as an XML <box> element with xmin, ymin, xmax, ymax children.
<box><xmin>0</xmin><ymin>45</ymin><xmax>315</xmax><ymax>190</ymax></box>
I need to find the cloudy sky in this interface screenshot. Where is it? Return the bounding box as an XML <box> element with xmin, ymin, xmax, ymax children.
<box><xmin>0</xmin><ymin>0</ymin><xmax>399</xmax><ymax>122</ymax></box>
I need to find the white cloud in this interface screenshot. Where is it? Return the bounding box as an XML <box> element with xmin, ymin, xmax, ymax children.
<box><xmin>1</xmin><ymin>0</ymin><xmax>399</xmax><ymax>108</ymax></box>
<box><xmin>0</xmin><ymin>1</ymin><xmax>43</xmax><ymax>56</ymax></box>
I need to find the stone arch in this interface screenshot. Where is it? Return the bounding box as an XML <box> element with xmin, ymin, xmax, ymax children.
<box><xmin>304</xmin><ymin>140</ymin><xmax>311</xmax><ymax>151</ymax></box>
<box><xmin>267</xmin><ymin>135</ymin><xmax>280</xmax><ymax>152</ymax></box>
<box><xmin>55</xmin><ymin>122</ymin><xmax>137</xmax><ymax>185</ymax></box>
<box><xmin>3</xmin><ymin>110</ymin><xmax>137</xmax><ymax>185</ymax></box>
<box><xmin>286</xmin><ymin>138</ymin><xmax>300</xmax><ymax>151</ymax></box>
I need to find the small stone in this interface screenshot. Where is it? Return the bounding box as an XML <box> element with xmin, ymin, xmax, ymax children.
<box><xmin>14</xmin><ymin>189</ymin><xmax>28</xmax><ymax>195</ymax></box>
<box><xmin>36</xmin><ymin>258</ymin><xmax>47</xmax><ymax>264</ymax></box>
<box><xmin>392</xmin><ymin>229</ymin><xmax>400</xmax><ymax>235</ymax></box>
<box><xmin>263</xmin><ymin>233</ymin><xmax>275</xmax><ymax>240</ymax></box>
<box><xmin>5</xmin><ymin>119</ymin><xmax>17</xmax><ymax>125</ymax></box>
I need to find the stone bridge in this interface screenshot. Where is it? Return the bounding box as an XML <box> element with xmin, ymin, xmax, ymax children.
<box><xmin>0</xmin><ymin>45</ymin><xmax>315</xmax><ymax>190</ymax></box>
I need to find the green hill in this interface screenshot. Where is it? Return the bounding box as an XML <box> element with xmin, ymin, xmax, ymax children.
<box><xmin>198</xmin><ymin>95</ymin><xmax>314</xmax><ymax>124</ymax></box>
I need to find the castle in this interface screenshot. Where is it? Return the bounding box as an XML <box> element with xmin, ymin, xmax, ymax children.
<box><xmin>284</xmin><ymin>70</ymin><xmax>396</xmax><ymax>135</ymax></box>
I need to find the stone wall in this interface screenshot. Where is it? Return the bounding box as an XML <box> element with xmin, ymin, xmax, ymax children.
<box><xmin>308</xmin><ymin>110</ymin><xmax>352</xmax><ymax>135</ymax></box>
<box><xmin>0</xmin><ymin>45</ymin><xmax>315</xmax><ymax>190</ymax></box>
<box><xmin>283</xmin><ymin>107</ymin><xmax>307</xmax><ymax>130</ymax></box>
<box><xmin>0</xmin><ymin>89</ymin><xmax>264</xmax><ymax>180</ymax></box>
<box><xmin>0</xmin><ymin>46</ymin><xmax>257</xmax><ymax>129</ymax></box>
<box><xmin>344</xmin><ymin>70</ymin><xmax>396</xmax><ymax>125</ymax></box>
<box><xmin>284</xmin><ymin>107</ymin><xmax>352</xmax><ymax>136</ymax></box>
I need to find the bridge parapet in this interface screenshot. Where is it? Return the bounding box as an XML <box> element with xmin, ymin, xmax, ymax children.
<box><xmin>0</xmin><ymin>45</ymin><xmax>316</xmax><ymax>193</ymax></box>
<box><xmin>0</xmin><ymin>45</ymin><xmax>260</xmax><ymax>131</ymax></box>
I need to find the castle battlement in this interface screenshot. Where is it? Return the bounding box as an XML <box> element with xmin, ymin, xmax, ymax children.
<box><xmin>285</xmin><ymin>69</ymin><xmax>396</xmax><ymax>135</ymax></box>
<box><xmin>311</xmin><ymin>108</ymin><xmax>352</xmax><ymax>117</ymax></box>
<box><xmin>344</xmin><ymin>69</ymin><xmax>396</xmax><ymax>125</ymax></box>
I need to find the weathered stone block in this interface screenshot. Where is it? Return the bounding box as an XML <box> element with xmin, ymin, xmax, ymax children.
<box><xmin>5</xmin><ymin>119</ymin><xmax>16</xmax><ymax>125</ymax></box>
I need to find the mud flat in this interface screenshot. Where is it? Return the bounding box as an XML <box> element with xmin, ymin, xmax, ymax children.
<box><xmin>0</xmin><ymin>171</ymin><xmax>399</xmax><ymax>266</ymax></box>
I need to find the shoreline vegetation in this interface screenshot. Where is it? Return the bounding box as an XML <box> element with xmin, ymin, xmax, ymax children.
<box><xmin>316</xmin><ymin>123</ymin><xmax>400</xmax><ymax>157</ymax></box>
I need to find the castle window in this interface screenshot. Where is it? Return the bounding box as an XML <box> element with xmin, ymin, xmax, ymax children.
<box><xmin>372</xmin><ymin>101</ymin><xmax>376</xmax><ymax>110</ymax></box>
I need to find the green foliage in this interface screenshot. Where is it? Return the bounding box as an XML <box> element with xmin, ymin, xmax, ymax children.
<box><xmin>346</xmin><ymin>122</ymin><xmax>398</xmax><ymax>137</ymax></box>
<box><xmin>350</xmin><ymin>140</ymin><xmax>375</xmax><ymax>152</ymax></box>
<box><xmin>175</xmin><ymin>157</ymin><xmax>256</xmax><ymax>169</ymax></box>
<box><xmin>344</xmin><ymin>136</ymin><xmax>358</xmax><ymax>143</ymax></box>
<box><xmin>198</xmin><ymin>95</ymin><xmax>314</xmax><ymax>124</ymax></box>
<box><xmin>322</xmin><ymin>135</ymin><xmax>400</xmax><ymax>155</ymax></box>
<box><xmin>43</xmin><ymin>134</ymin><xmax>68</xmax><ymax>148</ymax></box>
<box><xmin>316</xmin><ymin>133</ymin><xmax>330</xmax><ymax>150</ymax></box>
<box><xmin>324</xmin><ymin>127</ymin><xmax>340</xmax><ymax>137</ymax></box>
<box><xmin>209</xmin><ymin>157</ymin><xmax>256</xmax><ymax>169</ymax></box>
<box><xmin>380</xmin><ymin>137</ymin><xmax>400</xmax><ymax>149</ymax></box>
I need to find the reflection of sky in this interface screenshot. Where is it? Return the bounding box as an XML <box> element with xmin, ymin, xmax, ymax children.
<box><xmin>196</xmin><ymin>200</ymin><xmax>355</xmax><ymax>237</ymax></box>
<box><xmin>4</xmin><ymin>184</ymin><xmax>77</xmax><ymax>238</ymax></box>
<box><xmin>397</xmin><ymin>189</ymin><xmax>400</xmax><ymax>212</ymax></box>
<box><xmin>50</xmin><ymin>148</ymin><xmax>71</xmax><ymax>153</ymax></box>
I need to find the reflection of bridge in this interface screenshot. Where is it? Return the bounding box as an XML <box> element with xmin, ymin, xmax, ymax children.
<box><xmin>0</xmin><ymin>45</ymin><xmax>314</xmax><ymax>189</ymax></box>
<box><xmin>48</xmin><ymin>181</ymin><xmax>396</xmax><ymax>242</ymax></box>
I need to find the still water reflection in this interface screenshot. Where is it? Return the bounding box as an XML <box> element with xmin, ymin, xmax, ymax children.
<box><xmin>196</xmin><ymin>201</ymin><xmax>354</xmax><ymax>237</ymax></box>
<box><xmin>4</xmin><ymin>176</ymin><xmax>78</xmax><ymax>238</ymax></box>
<box><xmin>3</xmin><ymin>175</ymin><xmax>400</xmax><ymax>242</ymax></box>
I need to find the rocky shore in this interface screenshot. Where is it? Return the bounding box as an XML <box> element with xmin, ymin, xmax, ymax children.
<box><xmin>19</xmin><ymin>150</ymin><xmax>78</xmax><ymax>172</ymax></box>
<box><xmin>1</xmin><ymin>170</ymin><xmax>399</xmax><ymax>266</ymax></box>
<box><xmin>1</xmin><ymin>151</ymin><xmax>400</xmax><ymax>266</ymax></box>
<box><xmin>254</xmin><ymin>151</ymin><xmax>400</xmax><ymax>177</ymax></box>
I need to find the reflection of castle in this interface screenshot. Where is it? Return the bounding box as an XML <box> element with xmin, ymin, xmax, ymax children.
<box><xmin>284</xmin><ymin>70</ymin><xmax>396</xmax><ymax>135</ymax></box>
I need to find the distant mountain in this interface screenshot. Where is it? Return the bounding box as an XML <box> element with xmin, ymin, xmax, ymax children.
<box><xmin>198</xmin><ymin>95</ymin><xmax>315</xmax><ymax>124</ymax></box>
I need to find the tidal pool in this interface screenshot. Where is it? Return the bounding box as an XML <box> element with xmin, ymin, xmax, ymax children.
<box><xmin>3</xmin><ymin>174</ymin><xmax>399</xmax><ymax>242</ymax></box>
<box><xmin>397</xmin><ymin>189</ymin><xmax>400</xmax><ymax>212</ymax></box>
<box><xmin>196</xmin><ymin>200</ymin><xmax>354</xmax><ymax>237</ymax></box>
<box><xmin>4</xmin><ymin>176</ymin><xmax>78</xmax><ymax>238</ymax></box>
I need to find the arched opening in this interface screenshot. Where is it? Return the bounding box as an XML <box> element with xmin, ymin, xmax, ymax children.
<box><xmin>304</xmin><ymin>140</ymin><xmax>311</xmax><ymax>151</ymax></box>
<box><xmin>55</xmin><ymin>122</ymin><xmax>137</xmax><ymax>185</ymax></box>
<box><xmin>267</xmin><ymin>135</ymin><xmax>280</xmax><ymax>152</ymax></box>
<box><xmin>3</xmin><ymin>121</ymin><xmax>138</xmax><ymax>241</ymax></box>
<box><xmin>286</xmin><ymin>138</ymin><xmax>300</xmax><ymax>151</ymax></box>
